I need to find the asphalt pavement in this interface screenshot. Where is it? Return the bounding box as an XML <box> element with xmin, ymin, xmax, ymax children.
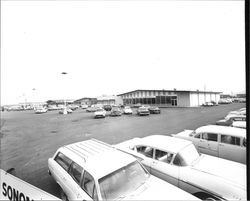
<box><xmin>0</xmin><ymin>103</ymin><xmax>245</xmax><ymax>197</ymax></box>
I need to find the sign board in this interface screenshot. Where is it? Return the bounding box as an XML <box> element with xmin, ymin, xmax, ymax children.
<box><xmin>0</xmin><ymin>169</ymin><xmax>61</xmax><ymax>201</ymax></box>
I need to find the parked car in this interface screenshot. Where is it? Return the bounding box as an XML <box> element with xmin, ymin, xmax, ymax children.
<box><xmin>68</xmin><ymin>104</ymin><xmax>79</xmax><ymax>111</ymax></box>
<box><xmin>47</xmin><ymin>105</ymin><xmax>60</xmax><ymax>111</ymax></box>
<box><xmin>123</xmin><ymin>106</ymin><xmax>133</xmax><ymax>114</ymax></box>
<box><xmin>110</xmin><ymin>107</ymin><xmax>122</xmax><ymax>116</ymax></box>
<box><xmin>216</xmin><ymin>115</ymin><xmax>246</xmax><ymax>126</ymax></box>
<box><xmin>86</xmin><ymin>105</ymin><xmax>98</xmax><ymax>112</ymax></box>
<box><xmin>232</xmin><ymin>121</ymin><xmax>246</xmax><ymax>129</ymax></box>
<box><xmin>103</xmin><ymin>105</ymin><xmax>112</xmax><ymax>111</ymax></box>
<box><xmin>218</xmin><ymin>99</ymin><xmax>231</xmax><ymax>104</ymax></box>
<box><xmin>94</xmin><ymin>108</ymin><xmax>106</xmax><ymax>118</ymax></box>
<box><xmin>59</xmin><ymin>108</ymin><xmax>73</xmax><ymax>114</ymax></box>
<box><xmin>172</xmin><ymin>125</ymin><xmax>246</xmax><ymax>164</ymax></box>
<box><xmin>35</xmin><ymin>107</ymin><xmax>47</xmax><ymax>114</ymax></box>
<box><xmin>148</xmin><ymin>106</ymin><xmax>161</xmax><ymax>114</ymax></box>
<box><xmin>137</xmin><ymin>106</ymin><xmax>150</xmax><ymax>116</ymax></box>
<box><xmin>81</xmin><ymin>104</ymin><xmax>88</xmax><ymax>109</ymax></box>
<box><xmin>202</xmin><ymin>102</ymin><xmax>214</xmax><ymax>107</ymax></box>
<box><xmin>48</xmin><ymin>139</ymin><xmax>199</xmax><ymax>201</ymax></box>
<box><xmin>227</xmin><ymin>108</ymin><xmax>246</xmax><ymax>116</ymax></box>
<box><xmin>133</xmin><ymin>103</ymin><xmax>142</xmax><ymax>108</ymax></box>
<box><xmin>115</xmin><ymin>135</ymin><xmax>246</xmax><ymax>201</ymax></box>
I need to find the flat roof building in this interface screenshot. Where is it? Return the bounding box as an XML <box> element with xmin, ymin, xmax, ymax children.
<box><xmin>118</xmin><ymin>89</ymin><xmax>221</xmax><ymax>107</ymax></box>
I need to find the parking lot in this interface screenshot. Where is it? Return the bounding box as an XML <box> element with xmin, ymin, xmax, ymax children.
<box><xmin>0</xmin><ymin>103</ymin><xmax>245</xmax><ymax>198</ymax></box>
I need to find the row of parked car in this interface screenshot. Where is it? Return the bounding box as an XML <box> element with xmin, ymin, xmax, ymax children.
<box><xmin>215</xmin><ymin>107</ymin><xmax>246</xmax><ymax>129</ymax></box>
<box><xmin>88</xmin><ymin>105</ymin><xmax>161</xmax><ymax>118</ymax></box>
<box><xmin>48</xmin><ymin>108</ymin><xmax>247</xmax><ymax>201</ymax></box>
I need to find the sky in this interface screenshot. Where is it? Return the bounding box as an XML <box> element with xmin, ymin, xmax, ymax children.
<box><xmin>1</xmin><ymin>1</ymin><xmax>245</xmax><ymax>105</ymax></box>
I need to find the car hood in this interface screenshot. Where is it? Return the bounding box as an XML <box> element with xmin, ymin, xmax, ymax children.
<box><xmin>122</xmin><ymin>176</ymin><xmax>200</xmax><ymax>200</ymax></box>
<box><xmin>192</xmin><ymin>155</ymin><xmax>246</xmax><ymax>190</ymax></box>
<box><xmin>172</xmin><ymin>129</ymin><xmax>194</xmax><ymax>138</ymax></box>
<box><xmin>95</xmin><ymin>111</ymin><xmax>104</xmax><ymax>115</ymax></box>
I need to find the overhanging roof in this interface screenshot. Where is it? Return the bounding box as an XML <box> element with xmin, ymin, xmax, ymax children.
<box><xmin>117</xmin><ymin>89</ymin><xmax>222</xmax><ymax>96</ymax></box>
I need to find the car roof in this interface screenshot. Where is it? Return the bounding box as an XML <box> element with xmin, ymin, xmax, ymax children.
<box><xmin>58</xmin><ymin>139</ymin><xmax>136</xmax><ymax>179</ymax></box>
<box><xmin>195</xmin><ymin>125</ymin><xmax>246</xmax><ymax>138</ymax></box>
<box><xmin>138</xmin><ymin>135</ymin><xmax>192</xmax><ymax>154</ymax></box>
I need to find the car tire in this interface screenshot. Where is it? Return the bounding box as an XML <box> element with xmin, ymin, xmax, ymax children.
<box><xmin>195</xmin><ymin>193</ymin><xmax>218</xmax><ymax>201</ymax></box>
<box><xmin>59</xmin><ymin>188</ymin><xmax>69</xmax><ymax>201</ymax></box>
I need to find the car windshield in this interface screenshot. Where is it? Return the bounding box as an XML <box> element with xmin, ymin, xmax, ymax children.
<box><xmin>99</xmin><ymin>161</ymin><xmax>149</xmax><ymax>200</ymax></box>
<box><xmin>96</xmin><ymin>109</ymin><xmax>103</xmax><ymax>112</ymax></box>
<box><xmin>178</xmin><ymin>144</ymin><xmax>200</xmax><ymax>166</ymax></box>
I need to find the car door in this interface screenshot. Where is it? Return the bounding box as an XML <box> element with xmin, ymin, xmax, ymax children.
<box><xmin>198</xmin><ymin>133</ymin><xmax>218</xmax><ymax>157</ymax></box>
<box><xmin>134</xmin><ymin>145</ymin><xmax>155</xmax><ymax>173</ymax></box>
<box><xmin>150</xmin><ymin>149</ymin><xmax>179</xmax><ymax>187</ymax></box>
<box><xmin>80</xmin><ymin>170</ymin><xmax>98</xmax><ymax>201</ymax></box>
<box><xmin>49</xmin><ymin>152</ymin><xmax>74</xmax><ymax>198</ymax></box>
<box><xmin>218</xmin><ymin>135</ymin><xmax>246</xmax><ymax>164</ymax></box>
<box><xmin>67</xmin><ymin>161</ymin><xmax>89</xmax><ymax>200</ymax></box>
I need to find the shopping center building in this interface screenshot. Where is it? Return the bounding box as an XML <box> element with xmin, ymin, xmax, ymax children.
<box><xmin>118</xmin><ymin>89</ymin><xmax>221</xmax><ymax>107</ymax></box>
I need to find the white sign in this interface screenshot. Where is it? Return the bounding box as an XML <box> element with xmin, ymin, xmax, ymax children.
<box><xmin>0</xmin><ymin>169</ymin><xmax>61</xmax><ymax>201</ymax></box>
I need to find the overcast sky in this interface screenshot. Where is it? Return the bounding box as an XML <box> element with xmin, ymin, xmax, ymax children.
<box><xmin>1</xmin><ymin>1</ymin><xmax>245</xmax><ymax>105</ymax></box>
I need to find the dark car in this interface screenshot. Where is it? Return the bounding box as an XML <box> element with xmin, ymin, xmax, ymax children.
<box><xmin>148</xmin><ymin>106</ymin><xmax>161</xmax><ymax>114</ymax></box>
<box><xmin>103</xmin><ymin>105</ymin><xmax>112</xmax><ymax>111</ymax></box>
<box><xmin>216</xmin><ymin>115</ymin><xmax>246</xmax><ymax>126</ymax></box>
<box><xmin>110</xmin><ymin>107</ymin><xmax>122</xmax><ymax>116</ymax></box>
<box><xmin>137</xmin><ymin>106</ymin><xmax>150</xmax><ymax>116</ymax></box>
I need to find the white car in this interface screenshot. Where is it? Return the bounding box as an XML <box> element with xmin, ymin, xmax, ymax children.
<box><xmin>123</xmin><ymin>106</ymin><xmax>133</xmax><ymax>114</ymax></box>
<box><xmin>94</xmin><ymin>108</ymin><xmax>106</xmax><ymax>118</ymax></box>
<box><xmin>81</xmin><ymin>104</ymin><xmax>88</xmax><ymax>109</ymax></box>
<box><xmin>59</xmin><ymin>108</ymin><xmax>73</xmax><ymax>114</ymax></box>
<box><xmin>35</xmin><ymin>107</ymin><xmax>47</xmax><ymax>114</ymax></box>
<box><xmin>48</xmin><ymin>139</ymin><xmax>200</xmax><ymax>201</ymax></box>
<box><xmin>227</xmin><ymin>108</ymin><xmax>246</xmax><ymax>117</ymax></box>
<box><xmin>232</xmin><ymin>121</ymin><xmax>246</xmax><ymax>129</ymax></box>
<box><xmin>115</xmin><ymin>135</ymin><xmax>246</xmax><ymax>201</ymax></box>
<box><xmin>172</xmin><ymin>125</ymin><xmax>246</xmax><ymax>164</ymax></box>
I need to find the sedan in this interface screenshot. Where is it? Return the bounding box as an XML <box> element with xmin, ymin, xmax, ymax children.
<box><xmin>110</xmin><ymin>107</ymin><xmax>122</xmax><ymax>116</ymax></box>
<box><xmin>94</xmin><ymin>108</ymin><xmax>106</xmax><ymax>118</ymax></box>
<box><xmin>35</xmin><ymin>107</ymin><xmax>47</xmax><ymax>114</ymax></box>
<box><xmin>148</xmin><ymin>106</ymin><xmax>161</xmax><ymax>114</ymax></box>
<box><xmin>216</xmin><ymin>115</ymin><xmax>246</xmax><ymax>126</ymax></box>
<box><xmin>123</xmin><ymin>106</ymin><xmax>133</xmax><ymax>114</ymax></box>
<box><xmin>137</xmin><ymin>106</ymin><xmax>150</xmax><ymax>116</ymax></box>
<box><xmin>115</xmin><ymin>135</ymin><xmax>246</xmax><ymax>201</ymax></box>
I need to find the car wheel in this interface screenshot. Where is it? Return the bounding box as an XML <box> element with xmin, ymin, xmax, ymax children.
<box><xmin>195</xmin><ymin>193</ymin><xmax>218</xmax><ymax>201</ymax></box>
<box><xmin>59</xmin><ymin>188</ymin><xmax>68</xmax><ymax>201</ymax></box>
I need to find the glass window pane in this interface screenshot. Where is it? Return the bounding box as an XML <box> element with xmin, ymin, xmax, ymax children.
<box><xmin>55</xmin><ymin>152</ymin><xmax>72</xmax><ymax>171</ymax></box>
<box><xmin>155</xmin><ymin>150</ymin><xmax>173</xmax><ymax>164</ymax></box>
<box><xmin>202</xmin><ymin>133</ymin><xmax>218</xmax><ymax>141</ymax></box>
<box><xmin>136</xmin><ymin>146</ymin><xmax>153</xmax><ymax>158</ymax></box>
<box><xmin>69</xmin><ymin>162</ymin><xmax>83</xmax><ymax>184</ymax></box>
<box><xmin>82</xmin><ymin>171</ymin><xmax>96</xmax><ymax>198</ymax></box>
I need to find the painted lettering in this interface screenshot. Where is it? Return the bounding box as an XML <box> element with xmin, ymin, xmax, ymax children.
<box><xmin>2</xmin><ymin>182</ymin><xmax>7</xmax><ymax>196</ymax></box>
<box><xmin>7</xmin><ymin>185</ymin><xmax>12</xmax><ymax>200</ymax></box>
<box><xmin>13</xmin><ymin>188</ymin><xmax>19</xmax><ymax>201</ymax></box>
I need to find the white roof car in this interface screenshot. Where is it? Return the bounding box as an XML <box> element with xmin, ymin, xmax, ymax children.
<box><xmin>94</xmin><ymin>108</ymin><xmax>106</xmax><ymax>118</ymax></box>
<box><xmin>172</xmin><ymin>125</ymin><xmax>246</xmax><ymax>164</ymax></box>
<box><xmin>123</xmin><ymin>106</ymin><xmax>133</xmax><ymax>114</ymax></box>
<box><xmin>232</xmin><ymin>121</ymin><xmax>246</xmax><ymax>129</ymax></box>
<box><xmin>115</xmin><ymin>135</ymin><xmax>246</xmax><ymax>201</ymax></box>
<box><xmin>48</xmin><ymin>139</ymin><xmax>200</xmax><ymax>201</ymax></box>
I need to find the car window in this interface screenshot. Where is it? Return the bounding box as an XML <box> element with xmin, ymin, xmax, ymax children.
<box><xmin>68</xmin><ymin>162</ymin><xmax>83</xmax><ymax>184</ymax></box>
<box><xmin>155</xmin><ymin>149</ymin><xmax>173</xmax><ymax>164</ymax></box>
<box><xmin>243</xmin><ymin>138</ymin><xmax>246</xmax><ymax>147</ymax></box>
<box><xmin>194</xmin><ymin>133</ymin><xmax>200</xmax><ymax>138</ymax></box>
<box><xmin>136</xmin><ymin>146</ymin><xmax>153</xmax><ymax>158</ymax></box>
<box><xmin>54</xmin><ymin>152</ymin><xmax>72</xmax><ymax>172</ymax></box>
<box><xmin>81</xmin><ymin>171</ymin><xmax>97</xmax><ymax>199</ymax></box>
<box><xmin>202</xmin><ymin>133</ymin><xmax>218</xmax><ymax>142</ymax></box>
<box><xmin>221</xmin><ymin>135</ymin><xmax>241</xmax><ymax>146</ymax></box>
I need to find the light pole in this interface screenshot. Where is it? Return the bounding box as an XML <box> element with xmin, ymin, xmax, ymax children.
<box><xmin>61</xmin><ymin>72</ymin><xmax>68</xmax><ymax>114</ymax></box>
